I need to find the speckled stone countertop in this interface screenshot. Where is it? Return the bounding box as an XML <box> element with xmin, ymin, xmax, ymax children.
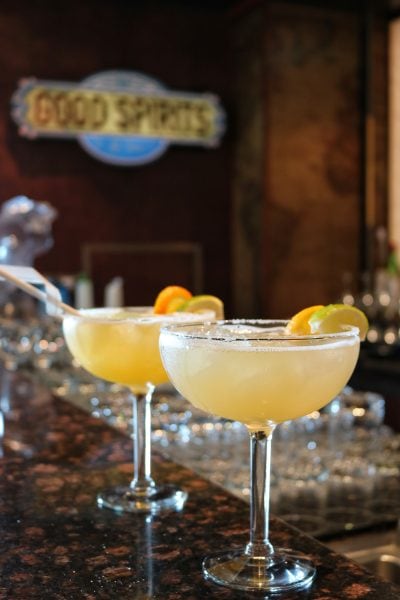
<box><xmin>1</xmin><ymin>371</ymin><xmax>399</xmax><ymax>599</ymax></box>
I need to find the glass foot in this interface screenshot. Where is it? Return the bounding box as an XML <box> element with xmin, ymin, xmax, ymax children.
<box><xmin>97</xmin><ymin>484</ymin><xmax>187</xmax><ymax>514</ymax></box>
<box><xmin>203</xmin><ymin>548</ymin><xmax>316</xmax><ymax>593</ymax></box>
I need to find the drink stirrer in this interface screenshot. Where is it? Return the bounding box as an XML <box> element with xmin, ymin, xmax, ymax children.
<box><xmin>0</xmin><ymin>265</ymin><xmax>81</xmax><ymax>317</ymax></box>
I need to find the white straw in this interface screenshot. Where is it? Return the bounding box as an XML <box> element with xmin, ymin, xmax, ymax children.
<box><xmin>0</xmin><ymin>265</ymin><xmax>81</xmax><ymax>317</ymax></box>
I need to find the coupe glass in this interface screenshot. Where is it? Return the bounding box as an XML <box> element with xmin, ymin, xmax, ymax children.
<box><xmin>159</xmin><ymin>320</ymin><xmax>360</xmax><ymax>593</ymax></box>
<box><xmin>63</xmin><ymin>307</ymin><xmax>214</xmax><ymax>514</ymax></box>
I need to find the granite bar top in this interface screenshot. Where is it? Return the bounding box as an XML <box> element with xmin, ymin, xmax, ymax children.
<box><xmin>0</xmin><ymin>371</ymin><xmax>399</xmax><ymax>599</ymax></box>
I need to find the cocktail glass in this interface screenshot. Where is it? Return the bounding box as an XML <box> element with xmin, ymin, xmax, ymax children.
<box><xmin>63</xmin><ymin>307</ymin><xmax>214</xmax><ymax>514</ymax></box>
<box><xmin>159</xmin><ymin>319</ymin><xmax>360</xmax><ymax>592</ymax></box>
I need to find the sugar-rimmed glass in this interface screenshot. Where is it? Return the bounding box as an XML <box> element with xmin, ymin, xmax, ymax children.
<box><xmin>63</xmin><ymin>307</ymin><xmax>214</xmax><ymax>514</ymax></box>
<box><xmin>159</xmin><ymin>319</ymin><xmax>360</xmax><ymax>592</ymax></box>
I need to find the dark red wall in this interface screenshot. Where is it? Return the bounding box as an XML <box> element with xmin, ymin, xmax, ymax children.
<box><xmin>0</xmin><ymin>0</ymin><xmax>233</xmax><ymax>308</ymax></box>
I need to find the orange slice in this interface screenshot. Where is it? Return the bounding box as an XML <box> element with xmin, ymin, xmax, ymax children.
<box><xmin>286</xmin><ymin>305</ymin><xmax>324</xmax><ymax>335</ymax></box>
<box><xmin>153</xmin><ymin>285</ymin><xmax>192</xmax><ymax>314</ymax></box>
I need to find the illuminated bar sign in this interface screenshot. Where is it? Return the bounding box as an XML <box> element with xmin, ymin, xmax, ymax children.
<box><xmin>11</xmin><ymin>70</ymin><xmax>226</xmax><ymax>166</ymax></box>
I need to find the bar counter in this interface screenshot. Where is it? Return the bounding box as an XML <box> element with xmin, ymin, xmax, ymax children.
<box><xmin>1</xmin><ymin>371</ymin><xmax>400</xmax><ymax>599</ymax></box>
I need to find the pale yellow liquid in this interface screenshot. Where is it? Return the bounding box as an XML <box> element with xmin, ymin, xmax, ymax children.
<box><xmin>160</xmin><ymin>332</ymin><xmax>360</xmax><ymax>428</ymax></box>
<box><xmin>63</xmin><ymin>308</ymin><xmax>214</xmax><ymax>393</ymax></box>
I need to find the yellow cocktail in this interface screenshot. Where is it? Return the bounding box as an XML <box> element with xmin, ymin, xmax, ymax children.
<box><xmin>63</xmin><ymin>306</ymin><xmax>215</xmax><ymax>514</ymax></box>
<box><xmin>159</xmin><ymin>319</ymin><xmax>360</xmax><ymax>592</ymax></box>
<box><xmin>160</xmin><ymin>327</ymin><xmax>359</xmax><ymax>428</ymax></box>
<box><xmin>63</xmin><ymin>308</ymin><xmax>171</xmax><ymax>392</ymax></box>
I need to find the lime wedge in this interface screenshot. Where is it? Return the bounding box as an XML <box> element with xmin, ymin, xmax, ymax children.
<box><xmin>309</xmin><ymin>304</ymin><xmax>369</xmax><ymax>340</ymax></box>
<box><xmin>182</xmin><ymin>295</ymin><xmax>224</xmax><ymax>319</ymax></box>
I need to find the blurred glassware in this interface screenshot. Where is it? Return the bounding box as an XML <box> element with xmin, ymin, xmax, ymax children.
<box><xmin>31</xmin><ymin>317</ymin><xmax>70</xmax><ymax>370</ymax></box>
<box><xmin>0</xmin><ymin>196</ymin><xmax>57</xmax><ymax>267</ymax></box>
<box><xmin>339</xmin><ymin>241</ymin><xmax>400</xmax><ymax>357</ymax></box>
<box><xmin>0</xmin><ymin>317</ymin><xmax>36</xmax><ymax>370</ymax></box>
<box><xmin>327</xmin><ymin>456</ymin><xmax>377</xmax><ymax>507</ymax></box>
<box><xmin>0</xmin><ymin>195</ymin><xmax>58</xmax><ymax>319</ymax></box>
<box><xmin>337</xmin><ymin>388</ymin><xmax>385</xmax><ymax>429</ymax></box>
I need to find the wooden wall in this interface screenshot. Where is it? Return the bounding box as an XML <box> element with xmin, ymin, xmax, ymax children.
<box><xmin>232</xmin><ymin>0</ymin><xmax>388</xmax><ymax>318</ymax></box>
<box><xmin>0</xmin><ymin>0</ymin><xmax>233</xmax><ymax>309</ymax></box>
<box><xmin>264</xmin><ymin>2</ymin><xmax>362</xmax><ymax>316</ymax></box>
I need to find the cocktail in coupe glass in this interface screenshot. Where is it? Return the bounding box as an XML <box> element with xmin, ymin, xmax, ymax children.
<box><xmin>62</xmin><ymin>306</ymin><xmax>215</xmax><ymax>514</ymax></box>
<box><xmin>159</xmin><ymin>319</ymin><xmax>361</xmax><ymax>593</ymax></box>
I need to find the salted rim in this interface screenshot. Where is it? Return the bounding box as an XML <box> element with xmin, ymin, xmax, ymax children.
<box><xmin>160</xmin><ymin>319</ymin><xmax>360</xmax><ymax>342</ymax></box>
<box><xmin>62</xmin><ymin>306</ymin><xmax>216</xmax><ymax>324</ymax></box>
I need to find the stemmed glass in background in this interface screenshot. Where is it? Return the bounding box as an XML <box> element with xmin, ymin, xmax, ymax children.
<box><xmin>159</xmin><ymin>320</ymin><xmax>360</xmax><ymax>593</ymax></box>
<box><xmin>63</xmin><ymin>306</ymin><xmax>214</xmax><ymax>514</ymax></box>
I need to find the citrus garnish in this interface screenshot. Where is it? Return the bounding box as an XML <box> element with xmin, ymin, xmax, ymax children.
<box><xmin>181</xmin><ymin>295</ymin><xmax>224</xmax><ymax>319</ymax></box>
<box><xmin>309</xmin><ymin>304</ymin><xmax>369</xmax><ymax>340</ymax></box>
<box><xmin>153</xmin><ymin>286</ymin><xmax>192</xmax><ymax>314</ymax></box>
<box><xmin>165</xmin><ymin>296</ymin><xmax>188</xmax><ymax>313</ymax></box>
<box><xmin>286</xmin><ymin>305</ymin><xmax>324</xmax><ymax>335</ymax></box>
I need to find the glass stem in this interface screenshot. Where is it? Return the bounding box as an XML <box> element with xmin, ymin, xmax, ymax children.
<box><xmin>246</xmin><ymin>426</ymin><xmax>276</xmax><ymax>557</ymax></box>
<box><xmin>130</xmin><ymin>386</ymin><xmax>156</xmax><ymax>495</ymax></box>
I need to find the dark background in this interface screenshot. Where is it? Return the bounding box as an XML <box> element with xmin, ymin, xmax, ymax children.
<box><xmin>0</xmin><ymin>0</ymin><xmax>391</xmax><ymax>316</ymax></box>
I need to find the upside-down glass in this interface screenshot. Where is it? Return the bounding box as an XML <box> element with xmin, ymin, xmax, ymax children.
<box><xmin>159</xmin><ymin>320</ymin><xmax>360</xmax><ymax>593</ymax></box>
<box><xmin>62</xmin><ymin>307</ymin><xmax>214</xmax><ymax>514</ymax></box>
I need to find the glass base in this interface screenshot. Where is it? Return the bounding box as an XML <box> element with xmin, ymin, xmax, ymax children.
<box><xmin>97</xmin><ymin>484</ymin><xmax>187</xmax><ymax>514</ymax></box>
<box><xmin>202</xmin><ymin>548</ymin><xmax>316</xmax><ymax>593</ymax></box>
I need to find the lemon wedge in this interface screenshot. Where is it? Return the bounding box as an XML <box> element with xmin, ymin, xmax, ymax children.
<box><xmin>286</xmin><ymin>305</ymin><xmax>324</xmax><ymax>335</ymax></box>
<box><xmin>181</xmin><ymin>295</ymin><xmax>224</xmax><ymax>319</ymax></box>
<box><xmin>309</xmin><ymin>304</ymin><xmax>369</xmax><ymax>340</ymax></box>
